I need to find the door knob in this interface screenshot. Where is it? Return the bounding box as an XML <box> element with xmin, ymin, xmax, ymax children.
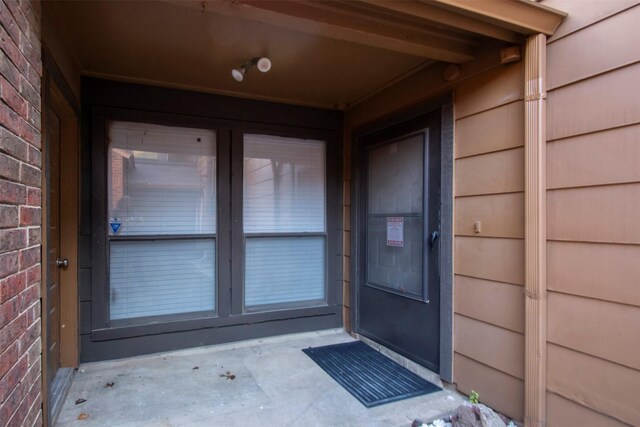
<box><xmin>56</xmin><ymin>258</ymin><xmax>69</xmax><ymax>268</ymax></box>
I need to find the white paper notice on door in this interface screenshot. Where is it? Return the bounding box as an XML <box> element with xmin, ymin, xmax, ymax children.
<box><xmin>386</xmin><ymin>217</ymin><xmax>404</xmax><ymax>247</ymax></box>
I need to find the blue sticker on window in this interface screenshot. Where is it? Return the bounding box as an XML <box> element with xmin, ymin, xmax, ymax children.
<box><xmin>109</xmin><ymin>218</ymin><xmax>122</xmax><ymax>234</ymax></box>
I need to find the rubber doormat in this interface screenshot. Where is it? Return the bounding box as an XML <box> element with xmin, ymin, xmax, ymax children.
<box><xmin>302</xmin><ymin>341</ymin><xmax>440</xmax><ymax>407</ymax></box>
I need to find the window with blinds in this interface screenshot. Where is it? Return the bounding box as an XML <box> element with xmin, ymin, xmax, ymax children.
<box><xmin>107</xmin><ymin>121</ymin><xmax>216</xmax><ymax>321</ymax></box>
<box><xmin>243</xmin><ymin>134</ymin><xmax>326</xmax><ymax>310</ymax></box>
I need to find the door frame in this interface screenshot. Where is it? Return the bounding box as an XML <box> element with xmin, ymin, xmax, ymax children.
<box><xmin>41</xmin><ymin>49</ymin><xmax>81</xmax><ymax>425</ymax></box>
<box><xmin>350</xmin><ymin>93</ymin><xmax>454</xmax><ymax>381</ymax></box>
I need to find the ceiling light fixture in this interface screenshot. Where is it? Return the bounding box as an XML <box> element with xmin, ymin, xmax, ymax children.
<box><xmin>231</xmin><ymin>57</ymin><xmax>272</xmax><ymax>82</ymax></box>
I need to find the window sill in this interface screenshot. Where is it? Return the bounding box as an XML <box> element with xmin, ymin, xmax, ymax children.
<box><xmin>91</xmin><ymin>304</ymin><xmax>341</xmax><ymax>341</ymax></box>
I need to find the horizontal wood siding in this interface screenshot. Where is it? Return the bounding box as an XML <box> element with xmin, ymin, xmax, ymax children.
<box><xmin>547</xmin><ymin>344</ymin><xmax>640</xmax><ymax>425</ymax></box>
<box><xmin>547</xmin><ymin>61</ymin><xmax>640</xmax><ymax>141</ymax></box>
<box><xmin>547</xmin><ymin>241</ymin><xmax>640</xmax><ymax>306</ymax></box>
<box><xmin>453</xmin><ymin>64</ymin><xmax>525</xmax><ymax>420</ymax></box>
<box><xmin>455</xmin><ymin>236</ymin><xmax>524</xmax><ymax>286</ymax></box>
<box><xmin>455</xmin><ymin>193</ymin><xmax>524</xmax><ymax>239</ymax></box>
<box><xmin>547</xmin><ymin>124</ymin><xmax>640</xmax><ymax>189</ymax></box>
<box><xmin>544</xmin><ymin>1</ymin><xmax>640</xmax><ymax>424</ymax></box>
<box><xmin>548</xmin><ymin>183</ymin><xmax>640</xmax><ymax>244</ymax></box>
<box><xmin>544</xmin><ymin>0</ymin><xmax>638</xmax><ymax>42</ymax></box>
<box><xmin>454</xmin><ymin>63</ymin><xmax>522</xmax><ymax>120</ymax></box>
<box><xmin>548</xmin><ymin>292</ymin><xmax>640</xmax><ymax>370</ymax></box>
<box><xmin>455</xmin><ymin>101</ymin><xmax>524</xmax><ymax>159</ymax></box>
<box><xmin>547</xmin><ymin>5</ymin><xmax>640</xmax><ymax>89</ymax></box>
<box><xmin>455</xmin><ymin>353</ymin><xmax>524</xmax><ymax>419</ymax></box>
<box><xmin>547</xmin><ymin>393</ymin><xmax>631</xmax><ymax>427</ymax></box>
<box><xmin>454</xmin><ymin>314</ymin><xmax>525</xmax><ymax>379</ymax></box>
<box><xmin>455</xmin><ymin>148</ymin><xmax>524</xmax><ymax>197</ymax></box>
<box><xmin>454</xmin><ymin>276</ymin><xmax>524</xmax><ymax>334</ymax></box>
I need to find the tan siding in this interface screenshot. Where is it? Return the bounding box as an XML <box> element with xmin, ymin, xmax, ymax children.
<box><xmin>455</xmin><ymin>192</ymin><xmax>524</xmax><ymax>238</ymax></box>
<box><xmin>455</xmin><ymin>353</ymin><xmax>524</xmax><ymax>420</ymax></box>
<box><xmin>544</xmin><ymin>0</ymin><xmax>639</xmax><ymax>42</ymax></box>
<box><xmin>546</xmin><ymin>4</ymin><xmax>640</xmax><ymax>424</ymax></box>
<box><xmin>454</xmin><ymin>63</ymin><xmax>522</xmax><ymax>119</ymax></box>
<box><xmin>547</xmin><ymin>5</ymin><xmax>640</xmax><ymax>89</ymax></box>
<box><xmin>548</xmin><ymin>183</ymin><xmax>640</xmax><ymax>244</ymax></box>
<box><xmin>548</xmin><ymin>292</ymin><xmax>640</xmax><ymax>370</ymax></box>
<box><xmin>455</xmin><ymin>237</ymin><xmax>524</xmax><ymax>285</ymax></box>
<box><xmin>547</xmin><ymin>392</ymin><xmax>631</xmax><ymax>427</ymax></box>
<box><xmin>455</xmin><ymin>101</ymin><xmax>523</xmax><ymax>159</ymax></box>
<box><xmin>455</xmin><ymin>148</ymin><xmax>524</xmax><ymax>197</ymax></box>
<box><xmin>452</xmin><ymin>63</ymin><xmax>525</xmax><ymax>419</ymax></box>
<box><xmin>548</xmin><ymin>241</ymin><xmax>640</xmax><ymax>307</ymax></box>
<box><xmin>547</xmin><ymin>344</ymin><xmax>640</xmax><ymax>425</ymax></box>
<box><xmin>547</xmin><ymin>124</ymin><xmax>640</xmax><ymax>189</ymax></box>
<box><xmin>547</xmin><ymin>62</ymin><xmax>640</xmax><ymax>141</ymax></box>
<box><xmin>455</xmin><ymin>315</ymin><xmax>524</xmax><ymax>379</ymax></box>
<box><xmin>454</xmin><ymin>275</ymin><xmax>524</xmax><ymax>333</ymax></box>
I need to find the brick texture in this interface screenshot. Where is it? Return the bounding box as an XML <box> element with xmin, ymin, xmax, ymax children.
<box><xmin>0</xmin><ymin>0</ymin><xmax>42</xmax><ymax>425</ymax></box>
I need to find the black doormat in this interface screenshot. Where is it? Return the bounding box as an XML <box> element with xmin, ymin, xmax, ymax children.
<box><xmin>302</xmin><ymin>341</ymin><xmax>441</xmax><ymax>407</ymax></box>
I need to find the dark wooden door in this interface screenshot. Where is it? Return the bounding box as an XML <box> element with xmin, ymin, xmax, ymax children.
<box><xmin>45</xmin><ymin>105</ymin><xmax>62</xmax><ymax>390</ymax></box>
<box><xmin>357</xmin><ymin>112</ymin><xmax>441</xmax><ymax>372</ymax></box>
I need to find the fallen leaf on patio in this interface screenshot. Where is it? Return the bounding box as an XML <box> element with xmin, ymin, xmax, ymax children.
<box><xmin>104</xmin><ymin>382</ymin><xmax>115</xmax><ymax>388</ymax></box>
<box><xmin>192</xmin><ymin>366</ymin><xmax>199</xmax><ymax>370</ymax></box>
<box><xmin>77</xmin><ymin>413</ymin><xmax>89</xmax><ymax>420</ymax></box>
<box><xmin>75</xmin><ymin>398</ymin><xmax>87</xmax><ymax>405</ymax></box>
<box><xmin>219</xmin><ymin>371</ymin><xmax>236</xmax><ymax>380</ymax></box>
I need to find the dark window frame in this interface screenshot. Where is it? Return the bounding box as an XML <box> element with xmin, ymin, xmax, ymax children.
<box><xmin>91</xmin><ymin>108</ymin><xmax>233</xmax><ymax>335</ymax></box>
<box><xmin>87</xmin><ymin>79</ymin><xmax>342</xmax><ymax>347</ymax></box>
<box><xmin>235</xmin><ymin>130</ymin><xmax>333</xmax><ymax>314</ymax></box>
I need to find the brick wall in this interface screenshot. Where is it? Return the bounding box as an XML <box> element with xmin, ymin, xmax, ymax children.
<box><xmin>0</xmin><ymin>0</ymin><xmax>43</xmax><ymax>426</ymax></box>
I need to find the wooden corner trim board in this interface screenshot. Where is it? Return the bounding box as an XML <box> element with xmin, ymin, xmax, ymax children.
<box><xmin>524</xmin><ymin>34</ymin><xmax>547</xmax><ymax>427</ymax></box>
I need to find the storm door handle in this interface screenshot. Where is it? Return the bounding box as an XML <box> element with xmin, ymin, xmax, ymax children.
<box><xmin>429</xmin><ymin>231</ymin><xmax>439</xmax><ymax>250</ymax></box>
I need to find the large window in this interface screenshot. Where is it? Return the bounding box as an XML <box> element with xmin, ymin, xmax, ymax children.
<box><xmin>243</xmin><ymin>134</ymin><xmax>326</xmax><ymax>310</ymax></box>
<box><xmin>107</xmin><ymin>121</ymin><xmax>216</xmax><ymax>320</ymax></box>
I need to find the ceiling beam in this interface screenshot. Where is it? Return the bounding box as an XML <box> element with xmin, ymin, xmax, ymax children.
<box><xmin>428</xmin><ymin>0</ymin><xmax>567</xmax><ymax>36</ymax></box>
<box><xmin>356</xmin><ymin>0</ymin><xmax>522</xmax><ymax>43</ymax></box>
<box><xmin>207</xmin><ymin>0</ymin><xmax>477</xmax><ymax>62</ymax></box>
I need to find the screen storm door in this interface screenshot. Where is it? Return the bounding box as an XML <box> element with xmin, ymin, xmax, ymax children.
<box><xmin>357</xmin><ymin>114</ymin><xmax>441</xmax><ymax>372</ymax></box>
<box><xmin>107</xmin><ymin>121</ymin><xmax>217</xmax><ymax>322</ymax></box>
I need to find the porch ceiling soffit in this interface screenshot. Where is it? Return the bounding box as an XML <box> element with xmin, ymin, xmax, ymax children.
<box><xmin>50</xmin><ymin>0</ymin><xmax>566</xmax><ymax>110</ymax></box>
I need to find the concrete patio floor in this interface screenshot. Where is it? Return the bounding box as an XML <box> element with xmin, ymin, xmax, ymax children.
<box><xmin>57</xmin><ymin>329</ymin><xmax>465</xmax><ymax>426</ymax></box>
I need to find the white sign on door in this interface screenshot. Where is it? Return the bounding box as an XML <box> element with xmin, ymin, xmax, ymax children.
<box><xmin>386</xmin><ymin>217</ymin><xmax>404</xmax><ymax>247</ymax></box>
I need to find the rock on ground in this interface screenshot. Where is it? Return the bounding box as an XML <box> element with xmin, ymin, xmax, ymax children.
<box><xmin>450</xmin><ymin>403</ymin><xmax>506</xmax><ymax>427</ymax></box>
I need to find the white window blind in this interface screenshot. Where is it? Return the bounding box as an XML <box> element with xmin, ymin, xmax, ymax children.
<box><xmin>107</xmin><ymin>121</ymin><xmax>217</xmax><ymax>321</ymax></box>
<box><xmin>243</xmin><ymin>134</ymin><xmax>325</xmax><ymax>233</ymax></box>
<box><xmin>244</xmin><ymin>237</ymin><xmax>325</xmax><ymax>308</ymax></box>
<box><xmin>108</xmin><ymin>121</ymin><xmax>216</xmax><ymax>236</ymax></box>
<box><xmin>243</xmin><ymin>134</ymin><xmax>327</xmax><ymax>309</ymax></box>
<box><xmin>110</xmin><ymin>239</ymin><xmax>215</xmax><ymax>320</ymax></box>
